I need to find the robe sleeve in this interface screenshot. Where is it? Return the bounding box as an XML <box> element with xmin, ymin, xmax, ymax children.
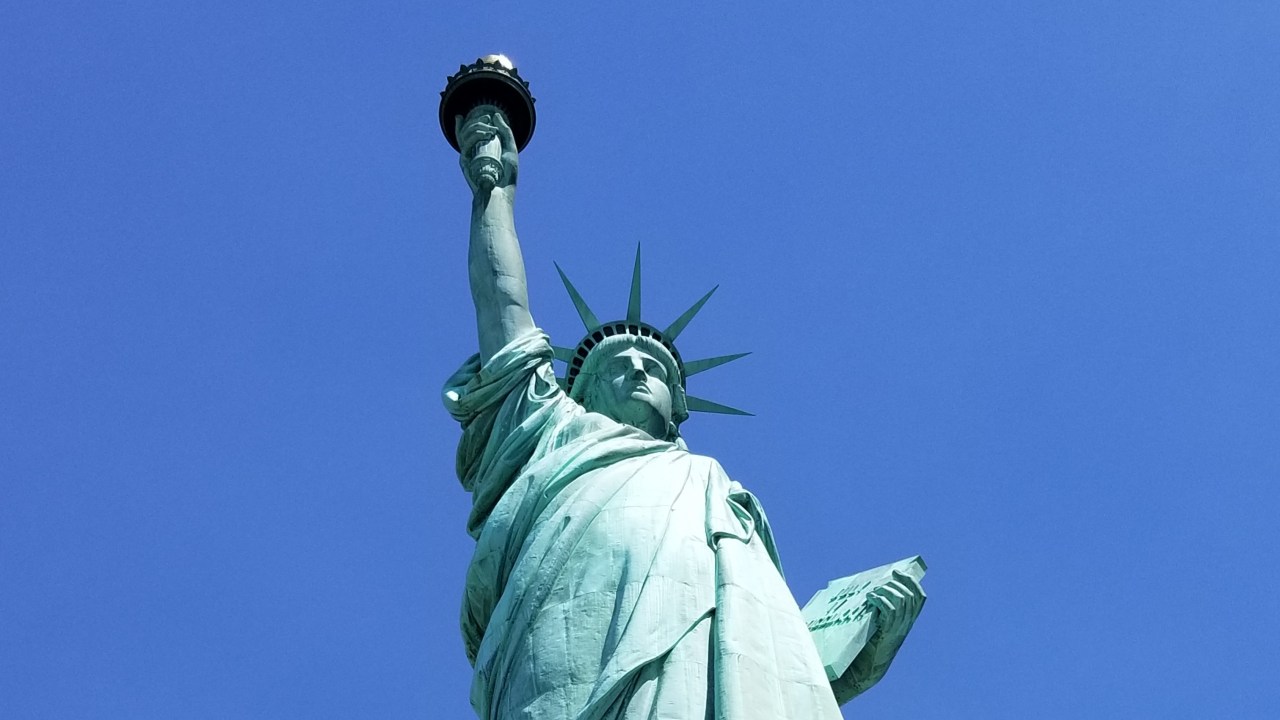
<box><xmin>443</xmin><ymin>328</ymin><xmax>577</xmax><ymax>538</ymax></box>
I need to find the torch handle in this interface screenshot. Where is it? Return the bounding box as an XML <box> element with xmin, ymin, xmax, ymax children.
<box><xmin>469</xmin><ymin>132</ymin><xmax>503</xmax><ymax>191</ymax></box>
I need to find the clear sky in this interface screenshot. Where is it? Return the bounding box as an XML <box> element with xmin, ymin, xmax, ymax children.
<box><xmin>3</xmin><ymin>2</ymin><xmax>1278</xmax><ymax>718</ymax></box>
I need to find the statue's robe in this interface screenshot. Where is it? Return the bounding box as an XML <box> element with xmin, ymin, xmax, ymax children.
<box><xmin>444</xmin><ymin>330</ymin><xmax>842</xmax><ymax>719</ymax></box>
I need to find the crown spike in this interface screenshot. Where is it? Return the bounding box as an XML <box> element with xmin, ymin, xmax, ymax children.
<box><xmin>552</xmin><ymin>345</ymin><xmax>576</xmax><ymax>363</ymax></box>
<box><xmin>684</xmin><ymin>352</ymin><xmax>751</xmax><ymax>377</ymax></box>
<box><xmin>663</xmin><ymin>285</ymin><xmax>718</xmax><ymax>341</ymax></box>
<box><xmin>626</xmin><ymin>244</ymin><xmax>643</xmax><ymax>323</ymax></box>
<box><xmin>685</xmin><ymin>394</ymin><xmax>754</xmax><ymax>416</ymax></box>
<box><xmin>555</xmin><ymin>262</ymin><xmax>601</xmax><ymax>330</ymax></box>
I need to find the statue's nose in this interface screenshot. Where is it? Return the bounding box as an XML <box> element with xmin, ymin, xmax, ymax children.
<box><xmin>626</xmin><ymin>362</ymin><xmax>647</xmax><ymax>380</ymax></box>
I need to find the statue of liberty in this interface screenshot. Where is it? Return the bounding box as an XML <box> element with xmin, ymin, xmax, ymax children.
<box><xmin>440</xmin><ymin>57</ymin><xmax>925</xmax><ymax>719</ymax></box>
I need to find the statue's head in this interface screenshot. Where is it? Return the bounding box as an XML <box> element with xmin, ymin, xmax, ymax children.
<box><xmin>555</xmin><ymin>247</ymin><xmax>751</xmax><ymax>440</ymax></box>
<box><xmin>569</xmin><ymin>334</ymin><xmax>688</xmax><ymax>441</ymax></box>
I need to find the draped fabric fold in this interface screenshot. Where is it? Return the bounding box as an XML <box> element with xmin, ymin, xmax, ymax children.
<box><xmin>444</xmin><ymin>329</ymin><xmax>841</xmax><ymax>719</ymax></box>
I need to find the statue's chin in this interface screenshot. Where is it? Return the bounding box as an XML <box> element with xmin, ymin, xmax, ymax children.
<box><xmin>596</xmin><ymin>400</ymin><xmax>665</xmax><ymax>439</ymax></box>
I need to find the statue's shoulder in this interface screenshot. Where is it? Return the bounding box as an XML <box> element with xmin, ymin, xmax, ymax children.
<box><xmin>673</xmin><ymin>448</ymin><xmax>732</xmax><ymax>476</ymax></box>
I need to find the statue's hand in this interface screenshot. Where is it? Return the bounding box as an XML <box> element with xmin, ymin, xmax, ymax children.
<box><xmin>455</xmin><ymin>105</ymin><xmax>519</xmax><ymax>195</ymax></box>
<box><xmin>831</xmin><ymin>570</ymin><xmax>925</xmax><ymax>705</ymax></box>
<box><xmin>865</xmin><ymin>570</ymin><xmax>925</xmax><ymax>661</ymax></box>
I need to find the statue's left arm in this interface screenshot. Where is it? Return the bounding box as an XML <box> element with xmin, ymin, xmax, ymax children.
<box><xmin>830</xmin><ymin>570</ymin><xmax>926</xmax><ymax>705</ymax></box>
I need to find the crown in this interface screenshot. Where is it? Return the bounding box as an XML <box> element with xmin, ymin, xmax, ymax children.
<box><xmin>552</xmin><ymin>246</ymin><xmax>752</xmax><ymax>417</ymax></box>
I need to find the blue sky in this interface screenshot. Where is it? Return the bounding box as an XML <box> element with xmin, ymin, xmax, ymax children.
<box><xmin>3</xmin><ymin>2</ymin><xmax>1278</xmax><ymax>718</ymax></box>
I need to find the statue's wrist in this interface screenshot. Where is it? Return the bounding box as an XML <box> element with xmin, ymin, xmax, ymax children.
<box><xmin>471</xmin><ymin>187</ymin><xmax>516</xmax><ymax>227</ymax></box>
<box><xmin>868</xmin><ymin>639</ymin><xmax>900</xmax><ymax>669</ymax></box>
<box><xmin>472</xmin><ymin>183</ymin><xmax>514</xmax><ymax>205</ymax></box>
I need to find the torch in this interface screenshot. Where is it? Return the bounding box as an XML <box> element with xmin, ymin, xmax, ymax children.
<box><xmin>439</xmin><ymin>55</ymin><xmax>537</xmax><ymax>191</ymax></box>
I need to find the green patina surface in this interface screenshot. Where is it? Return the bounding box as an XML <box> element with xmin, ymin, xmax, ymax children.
<box><xmin>442</xmin><ymin>88</ymin><xmax>925</xmax><ymax>718</ymax></box>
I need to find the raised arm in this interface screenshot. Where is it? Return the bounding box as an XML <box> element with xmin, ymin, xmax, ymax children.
<box><xmin>456</xmin><ymin>105</ymin><xmax>536</xmax><ymax>364</ymax></box>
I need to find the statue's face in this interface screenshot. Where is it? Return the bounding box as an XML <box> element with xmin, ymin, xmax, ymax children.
<box><xmin>582</xmin><ymin>343</ymin><xmax>674</xmax><ymax>439</ymax></box>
